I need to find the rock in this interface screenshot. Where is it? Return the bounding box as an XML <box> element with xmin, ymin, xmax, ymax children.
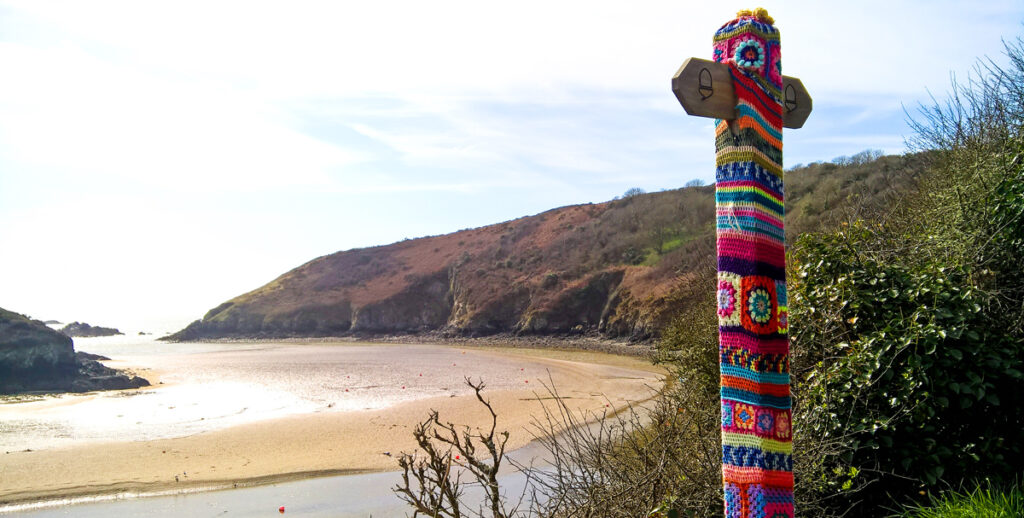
<box><xmin>1</xmin><ymin>308</ymin><xmax>77</xmax><ymax>392</ymax></box>
<box><xmin>68</xmin><ymin>355</ymin><xmax>150</xmax><ymax>392</ymax></box>
<box><xmin>1</xmin><ymin>307</ymin><xmax>149</xmax><ymax>394</ymax></box>
<box><xmin>60</xmin><ymin>322</ymin><xmax>124</xmax><ymax>337</ymax></box>
<box><xmin>75</xmin><ymin>351</ymin><xmax>111</xmax><ymax>361</ymax></box>
<box><xmin>70</xmin><ymin>373</ymin><xmax>149</xmax><ymax>393</ymax></box>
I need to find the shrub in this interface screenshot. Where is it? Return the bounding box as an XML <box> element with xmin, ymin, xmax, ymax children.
<box><xmin>621</xmin><ymin>247</ymin><xmax>645</xmax><ymax>265</ymax></box>
<box><xmin>541</xmin><ymin>272</ymin><xmax>559</xmax><ymax>289</ymax></box>
<box><xmin>787</xmin><ymin>36</ymin><xmax>1024</xmax><ymax>514</ymax></box>
<box><xmin>789</xmin><ymin>221</ymin><xmax>1024</xmax><ymax>509</ymax></box>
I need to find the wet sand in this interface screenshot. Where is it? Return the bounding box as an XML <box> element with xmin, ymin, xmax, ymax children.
<box><xmin>0</xmin><ymin>346</ymin><xmax>664</xmax><ymax>507</ymax></box>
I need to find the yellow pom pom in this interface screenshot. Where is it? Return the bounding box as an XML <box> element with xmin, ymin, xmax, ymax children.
<box><xmin>736</xmin><ymin>8</ymin><xmax>775</xmax><ymax>24</ymax></box>
<box><xmin>753</xmin><ymin>7</ymin><xmax>774</xmax><ymax>25</ymax></box>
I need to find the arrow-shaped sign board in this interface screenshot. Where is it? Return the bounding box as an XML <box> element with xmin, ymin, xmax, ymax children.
<box><xmin>672</xmin><ymin>57</ymin><xmax>812</xmax><ymax>129</ymax></box>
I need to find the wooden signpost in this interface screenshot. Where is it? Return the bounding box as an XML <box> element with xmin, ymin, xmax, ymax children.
<box><xmin>671</xmin><ymin>8</ymin><xmax>812</xmax><ymax>518</ymax></box>
<box><xmin>673</xmin><ymin>57</ymin><xmax>812</xmax><ymax>129</ymax></box>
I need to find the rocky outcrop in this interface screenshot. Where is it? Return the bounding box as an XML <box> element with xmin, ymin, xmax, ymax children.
<box><xmin>0</xmin><ymin>308</ymin><xmax>149</xmax><ymax>394</ymax></box>
<box><xmin>71</xmin><ymin>352</ymin><xmax>150</xmax><ymax>392</ymax></box>
<box><xmin>522</xmin><ymin>269</ymin><xmax>627</xmax><ymax>333</ymax></box>
<box><xmin>1</xmin><ymin>308</ymin><xmax>77</xmax><ymax>391</ymax></box>
<box><xmin>60</xmin><ymin>322</ymin><xmax>124</xmax><ymax>337</ymax></box>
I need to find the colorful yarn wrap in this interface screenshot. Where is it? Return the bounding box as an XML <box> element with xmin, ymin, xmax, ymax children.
<box><xmin>713</xmin><ymin>9</ymin><xmax>794</xmax><ymax>518</ymax></box>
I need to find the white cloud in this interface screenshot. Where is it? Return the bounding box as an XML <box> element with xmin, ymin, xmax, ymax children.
<box><xmin>0</xmin><ymin>42</ymin><xmax>363</xmax><ymax>193</ymax></box>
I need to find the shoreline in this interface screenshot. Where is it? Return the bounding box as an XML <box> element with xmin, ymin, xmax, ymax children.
<box><xmin>161</xmin><ymin>332</ymin><xmax>657</xmax><ymax>358</ymax></box>
<box><xmin>0</xmin><ymin>343</ymin><xmax>665</xmax><ymax>509</ymax></box>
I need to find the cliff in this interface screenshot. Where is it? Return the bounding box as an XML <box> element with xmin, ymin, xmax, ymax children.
<box><xmin>167</xmin><ymin>153</ymin><xmax>928</xmax><ymax>342</ymax></box>
<box><xmin>0</xmin><ymin>308</ymin><xmax>149</xmax><ymax>394</ymax></box>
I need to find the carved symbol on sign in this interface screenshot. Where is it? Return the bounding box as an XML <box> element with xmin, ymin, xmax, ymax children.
<box><xmin>699</xmin><ymin>68</ymin><xmax>713</xmax><ymax>100</ymax></box>
<box><xmin>785</xmin><ymin>83</ymin><xmax>798</xmax><ymax>113</ymax></box>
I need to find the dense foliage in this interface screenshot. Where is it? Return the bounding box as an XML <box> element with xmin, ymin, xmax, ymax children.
<box><xmin>787</xmin><ymin>39</ymin><xmax>1024</xmax><ymax>514</ymax></box>
<box><xmin>790</xmin><ymin>213</ymin><xmax>1024</xmax><ymax>502</ymax></box>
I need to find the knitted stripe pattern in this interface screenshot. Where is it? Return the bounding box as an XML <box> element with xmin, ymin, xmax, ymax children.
<box><xmin>712</xmin><ymin>10</ymin><xmax>794</xmax><ymax>518</ymax></box>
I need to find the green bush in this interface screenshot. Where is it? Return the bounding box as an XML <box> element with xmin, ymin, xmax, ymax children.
<box><xmin>787</xmin><ymin>38</ymin><xmax>1024</xmax><ymax>514</ymax></box>
<box><xmin>790</xmin><ymin>221</ymin><xmax>1024</xmax><ymax>501</ymax></box>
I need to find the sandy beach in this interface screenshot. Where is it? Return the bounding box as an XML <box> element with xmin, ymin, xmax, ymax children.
<box><xmin>0</xmin><ymin>345</ymin><xmax>665</xmax><ymax>507</ymax></box>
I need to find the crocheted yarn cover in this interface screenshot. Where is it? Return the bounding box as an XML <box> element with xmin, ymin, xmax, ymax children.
<box><xmin>712</xmin><ymin>9</ymin><xmax>794</xmax><ymax>518</ymax></box>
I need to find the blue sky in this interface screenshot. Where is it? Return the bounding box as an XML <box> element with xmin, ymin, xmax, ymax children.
<box><xmin>2</xmin><ymin>0</ymin><xmax>1023</xmax><ymax>333</ymax></box>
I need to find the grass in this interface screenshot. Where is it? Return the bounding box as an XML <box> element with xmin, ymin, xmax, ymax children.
<box><xmin>640</xmin><ymin>234</ymin><xmax>694</xmax><ymax>266</ymax></box>
<box><xmin>892</xmin><ymin>482</ymin><xmax>1024</xmax><ymax>518</ymax></box>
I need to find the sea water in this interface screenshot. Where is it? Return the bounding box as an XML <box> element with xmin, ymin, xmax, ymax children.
<box><xmin>0</xmin><ymin>337</ymin><xmax>555</xmax><ymax>452</ymax></box>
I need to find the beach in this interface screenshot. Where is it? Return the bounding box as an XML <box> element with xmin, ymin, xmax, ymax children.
<box><xmin>0</xmin><ymin>341</ymin><xmax>665</xmax><ymax>509</ymax></box>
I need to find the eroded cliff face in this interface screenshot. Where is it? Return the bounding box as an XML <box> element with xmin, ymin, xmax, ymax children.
<box><xmin>0</xmin><ymin>308</ymin><xmax>149</xmax><ymax>394</ymax></box>
<box><xmin>350</xmin><ymin>270</ymin><xmax>453</xmax><ymax>332</ymax></box>
<box><xmin>167</xmin><ymin>260</ymin><xmax>667</xmax><ymax>342</ymax></box>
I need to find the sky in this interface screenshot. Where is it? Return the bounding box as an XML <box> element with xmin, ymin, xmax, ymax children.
<box><xmin>2</xmin><ymin>1</ymin><xmax>1023</xmax><ymax>334</ymax></box>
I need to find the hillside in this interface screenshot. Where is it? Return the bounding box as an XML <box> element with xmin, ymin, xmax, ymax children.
<box><xmin>167</xmin><ymin>151</ymin><xmax>928</xmax><ymax>341</ymax></box>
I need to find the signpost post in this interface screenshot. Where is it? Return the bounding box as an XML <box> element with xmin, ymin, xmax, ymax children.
<box><xmin>672</xmin><ymin>9</ymin><xmax>812</xmax><ymax>518</ymax></box>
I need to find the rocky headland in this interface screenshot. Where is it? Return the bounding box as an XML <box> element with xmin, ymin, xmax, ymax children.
<box><xmin>165</xmin><ymin>154</ymin><xmax>927</xmax><ymax>343</ymax></box>
<box><xmin>59</xmin><ymin>321</ymin><xmax>124</xmax><ymax>337</ymax></box>
<box><xmin>0</xmin><ymin>308</ymin><xmax>149</xmax><ymax>394</ymax></box>
<box><xmin>166</xmin><ymin>190</ymin><xmax>709</xmax><ymax>343</ymax></box>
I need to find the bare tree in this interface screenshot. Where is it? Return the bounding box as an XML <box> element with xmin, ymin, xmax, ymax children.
<box><xmin>394</xmin><ymin>373</ymin><xmax>725</xmax><ymax>517</ymax></box>
<box><xmin>394</xmin><ymin>377</ymin><xmax>520</xmax><ymax>518</ymax></box>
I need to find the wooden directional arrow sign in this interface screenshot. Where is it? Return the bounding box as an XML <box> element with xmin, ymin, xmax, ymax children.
<box><xmin>672</xmin><ymin>57</ymin><xmax>812</xmax><ymax>129</ymax></box>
